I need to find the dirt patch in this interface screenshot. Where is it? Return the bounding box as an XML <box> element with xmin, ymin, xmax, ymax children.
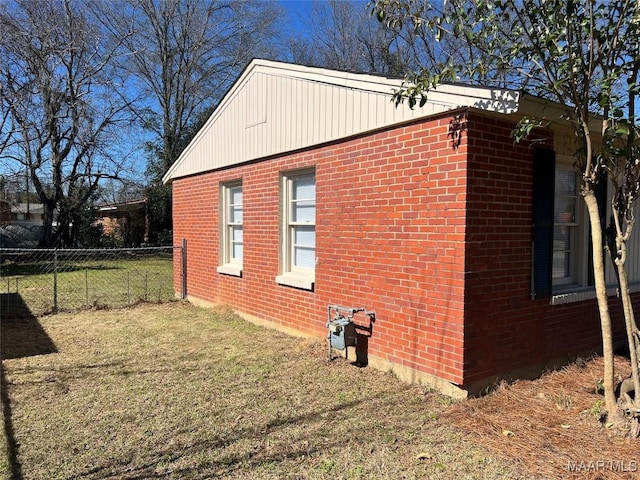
<box><xmin>445</xmin><ymin>356</ymin><xmax>639</xmax><ymax>479</ymax></box>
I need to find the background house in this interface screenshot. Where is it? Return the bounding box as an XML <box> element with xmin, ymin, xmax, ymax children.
<box><xmin>0</xmin><ymin>202</ymin><xmax>44</xmax><ymax>247</ymax></box>
<box><xmin>10</xmin><ymin>203</ymin><xmax>46</xmax><ymax>224</ymax></box>
<box><xmin>95</xmin><ymin>198</ymin><xmax>149</xmax><ymax>246</ymax></box>
<box><xmin>163</xmin><ymin>59</ymin><xmax>636</xmax><ymax>396</ymax></box>
<box><xmin>0</xmin><ymin>199</ymin><xmax>10</xmax><ymax>224</ymax></box>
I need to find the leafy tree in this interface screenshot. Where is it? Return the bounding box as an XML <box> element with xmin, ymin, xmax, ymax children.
<box><xmin>0</xmin><ymin>0</ymin><xmax>135</xmax><ymax>247</ymax></box>
<box><xmin>373</xmin><ymin>0</ymin><xmax>640</xmax><ymax>423</ymax></box>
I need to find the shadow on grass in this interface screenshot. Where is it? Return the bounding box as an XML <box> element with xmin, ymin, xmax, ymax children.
<box><xmin>74</xmin><ymin>396</ymin><xmax>369</xmax><ymax>479</ymax></box>
<box><xmin>1</xmin><ymin>293</ymin><xmax>58</xmax><ymax>480</ymax></box>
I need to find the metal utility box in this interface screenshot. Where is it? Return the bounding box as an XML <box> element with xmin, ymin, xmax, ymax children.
<box><xmin>326</xmin><ymin>305</ymin><xmax>375</xmax><ymax>361</ymax></box>
<box><xmin>327</xmin><ymin>315</ymin><xmax>356</xmax><ymax>351</ymax></box>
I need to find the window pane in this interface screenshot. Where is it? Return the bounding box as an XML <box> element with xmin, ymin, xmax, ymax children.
<box><xmin>292</xmin><ymin>201</ymin><xmax>315</xmax><ymax>223</ymax></box>
<box><xmin>553</xmin><ymin>226</ymin><xmax>572</xmax><ymax>279</ymax></box>
<box><xmin>293</xmin><ymin>225</ymin><xmax>315</xmax><ymax>268</ymax></box>
<box><xmin>221</xmin><ymin>183</ymin><xmax>243</xmax><ymax>266</ymax></box>
<box><xmin>231</xmin><ymin>225</ymin><xmax>242</xmax><ymax>260</ymax></box>
<box><xmin>229</xmin><ymin>205</ymin><xmax>243</xmax><ymax>223</ymax></box>
<box><xmin>552</xmin><ymin>250</ymin><xmax>571</xmax><ymax>278</ymax></box>
<box><xmin>555</xmin><ymin>169</ymin><xmax>577</xmax><ymax>195</ymax></box>
<box><xmin>232</xmin><ymin>242</ymin><xmax>243</xmax><ymax>259</ymax></box>
<box><xmin>293</xmin><ymin>176</ymin><xmax>315</xmax><ymax>200</ymax></box>
<box><xmin>554</xmin><ymin>197</ymin><xmax>576</xmax><ymax>224</ymax></box>
<box><xmin>232</xmin><ymin>225</ymin><xmax>243</xmax><ymax>243</ymax></box>
<box><xmin>294</xmin><ymin>246</ymin><xmax>315</xmax><ymax>267</ymax></box>
<box><xmin>284</xmin><ymin>173</ymin><xmax>315</xmax><ymax>274</ymax></box>
<box><xmin>294</xmin><ymin>225</ymin><xmax>315</xmax><ymax>247</ymax></box>
<box><xmin>229</xmin><ymin>187</ymin><xmax>242</xmax><ymax>205</ymax></box>
<box><xmin>552</xmin><ymin>166</ymin><xmax>579</xmax><ymax>286</ymax></box>
<box><xmin>228</xmin><ymin>186</ymin><xmax>242</xmax><ymax>224</ymax></box>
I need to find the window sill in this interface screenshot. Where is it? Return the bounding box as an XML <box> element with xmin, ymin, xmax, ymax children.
<box><xmin>276</xmin><ymin>273</ymin><xmax>314</xmax><ymax>291</ymax></box>
<box><xmin>551</xmin><ymin>282</ymin><xmax>640</xmax><ymax>305</ymax></box>
<box><xmin>217</xmin><ymin>264</ymin><xmax>242</xmax><ymax>277</ymax></box>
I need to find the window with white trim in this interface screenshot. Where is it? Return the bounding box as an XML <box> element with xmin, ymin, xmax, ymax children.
<box><xmin>552</xmin><ymin>160</ymin><xmax>593</xmax><ymax>292</ymax></box>
<box><xmin>533</xmin><ymin>152</ymin><xmax>594</xmax><ymax>300</ymax></box>
<box><xmin>217</xmin><ymin>182</ymin><xmax>243</xmax><ymax>277</ymax></box>
<box><xmin>276</xmin><ymin>169</ymin><xmax>315</xmax><ymax>290</ymax></box>
<box><xmin>552</xmin><ymin>164</ymin><xmax>581</xmax><ymax>286</ymax></box>
<box><xmin>535</xmin><ymin>151</ymin><xmax>640</xmax><ymax>304</ymax></box>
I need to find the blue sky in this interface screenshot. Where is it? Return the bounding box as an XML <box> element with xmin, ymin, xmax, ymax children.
<box><xmin>279</xmin><ymin>0</ymin><xmax>313</xmax><ymax>36</ymax></box>
<box><xmin>278</xmin><ymin>0</ymin><xmax>371</xmax><ymax>38</ymax></box>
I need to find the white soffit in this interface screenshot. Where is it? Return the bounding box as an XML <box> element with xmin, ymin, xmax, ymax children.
<box><xmin>163</xmin><ymin>59</ymin><xmax>521</xmax><ymax>183</ymax></box>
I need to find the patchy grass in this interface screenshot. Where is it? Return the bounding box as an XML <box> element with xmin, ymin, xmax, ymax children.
<box><xmin>1</xmin><ymin>303</ymin><xmax>515</xmax><ymax>480</ymax></box>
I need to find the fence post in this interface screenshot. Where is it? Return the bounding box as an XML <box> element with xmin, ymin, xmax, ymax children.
<box><xmin>181</xmin><ymin>239</ymin><xmax>187</xmax><ymax>300</ymax></box>
<box><xmin>53</xmin><ymin>248</ymin><xmax>58</xmax><ymax>313</ymax></box>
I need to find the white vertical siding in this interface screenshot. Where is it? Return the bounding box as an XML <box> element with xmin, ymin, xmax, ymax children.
<box><xmin>604</xmin><ymin>184</ymin><xmax>640</xmax><ymax>286</ymax></box>
<box><xmin>627</xmin><ymin>212</ymin><xmax>640</xmax><ymax>283</ymax></box>
<box><xmin>164</xmin><ymin>59</ymin><xmax>521</xmax><ymax>183</ymax></box>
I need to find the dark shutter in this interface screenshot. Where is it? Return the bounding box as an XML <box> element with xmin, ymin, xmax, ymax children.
<box><xmin>532</xmin><ymin>149</ymin><xmax>556</xmax><ymax>299</ymax></box>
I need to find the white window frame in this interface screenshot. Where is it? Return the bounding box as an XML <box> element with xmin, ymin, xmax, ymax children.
<box><xmin>551</xmin><ymin>158</ymin><xmax>590</xmax><ymax>294</ymax></box>
<box><xmin>217</xmin><ymin>181</ymin><xmax>243</xmax><ymax>277</ymax></box>
<box><xmin>276</xmin><ymin>169</ymin><xmax>315</xmax><ymax>290</ymax></box>
<box><xmin>551</xmin><ymin>159</ymin><xmax>640</xmax><ymax>305</ymax></box>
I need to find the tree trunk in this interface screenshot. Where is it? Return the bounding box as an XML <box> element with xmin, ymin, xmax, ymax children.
<box><xmin>38</xmin><ymin>199</ymin><xmax>57</xmax><ymax>247</ymax></box>
<box><xmin>584</xmin><ymin>191</ymin><xmax>618</xmax><ymax>414</ymax></box>
<box><xmin>615</xmin><ymin>239</ymin><xmax>640</xmax><ymax>408</ymax></box>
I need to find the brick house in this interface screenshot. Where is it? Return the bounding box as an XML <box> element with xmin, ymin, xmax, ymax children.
<box><xmin>95</xmin><ymin>198</ymin><xmax>149</xmax><ymax>246</ymax></box>
<box><xmin>0</xmin><ymin>199</ymin><xmax>10</xmax><ymax>224</ymax></box>
<box><xmin>163</xmin><ymin>60</ymin><xmax>637</xmax><ymax>397</ymax></box>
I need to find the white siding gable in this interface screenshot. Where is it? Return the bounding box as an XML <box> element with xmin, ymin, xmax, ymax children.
<box><xmin>163</xmin><ymin>59</ymin><xmax>521</xmax><ymax>182</ymax></box>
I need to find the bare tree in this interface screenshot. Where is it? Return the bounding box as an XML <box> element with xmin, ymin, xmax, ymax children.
<box><xmin>0</xmin><ymin>87</ymin><xmax>13</xmax><ymax>158</ymax></box>
<box><xmin>287</xmin><ymin>0</ymin><xmax>487</xmax><ymax>80</ymax></box>
<box><xmin>93</xmin><ymin>0</ymin><xmax>283</xmax><ymax>243</ymax></box>
<box><xmin>97</xmin><ymin>0</ymin><xmax>284</xmax><ymax>174</ymax></box>
<box><xmin>0</xmin><ymin>0</ymin><xmax>136</xmax><ymax>247</ymax></box>
<box><xmin>289</xmin><ymin>0</ymin><xmax>415</xmax><ymax>76</ymax></box>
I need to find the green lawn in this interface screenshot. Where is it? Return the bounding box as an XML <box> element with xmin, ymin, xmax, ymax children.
<box><xmin>0</xmin><ymin>303</ymin><xmax>516</xmax><ymax>480</ymax></box>
<box><xmin>1</xmin><ymin>254</ymin><xmax>175</xmax><ymax>316</ymax></box>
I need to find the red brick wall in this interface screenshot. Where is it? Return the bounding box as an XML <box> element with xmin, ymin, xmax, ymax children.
<box><xmin>172</xmin><ymin>112</ymin><xmax>469</xmax><ymax>384</ymax></box>
<box><xmin>0</xmin><ymin>201</ymin><xmax>10</xmax><ymax>223</ymax></box>
<box><xmin>463</xmin><ymin>111</ymin><xmax>630</xmax><ymax>385</ymax></box>
<box><xmin>172</xmin><ymin>108</ymin><xmax>633</xmax><ymax>390</ymax></box>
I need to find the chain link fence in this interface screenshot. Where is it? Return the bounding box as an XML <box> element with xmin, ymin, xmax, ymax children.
<box><xmin>0</xmin><ymin>246</ymin><xmax>185</xmax><ymax>318</ymax></box>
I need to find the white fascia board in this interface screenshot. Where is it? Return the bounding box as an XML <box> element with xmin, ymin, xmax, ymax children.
<box><xmin>250</xmin><ymin>59</ymin><xmax>404</xmax><ymax>94</ymax></box>
<box><xmin>266</xmin><ymin>60</ymin><xmax>521</xmax><ymax>110</ymax></box>
<box><xmin>423</xmin><ymin>87</ymin><xmax>521</xmax><ymax>114</ymax></box>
